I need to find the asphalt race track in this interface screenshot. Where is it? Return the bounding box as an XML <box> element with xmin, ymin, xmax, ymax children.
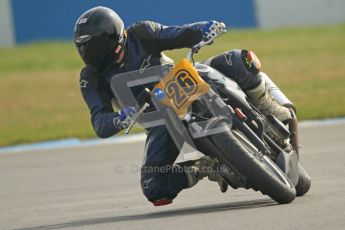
<box><xmin>1</xmin><ymin>121</ymin><xmax>345</xmax><ymax>230</ymax></box>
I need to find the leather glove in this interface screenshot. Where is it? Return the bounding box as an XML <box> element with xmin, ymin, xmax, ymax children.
<box><xmin>201</xmin><ymin>21</ymin><xmax>226</xmax><ymax>42</ymax></box>
<box><xmin>115</xmin><ymin>107</ymin><xmax>136</xmax><ymax>130</ymax></box>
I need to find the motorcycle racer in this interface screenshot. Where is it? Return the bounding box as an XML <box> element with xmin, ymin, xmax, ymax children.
<box><xmin>74</xmin><ymin>6</ymin><xmax>292</xmax><ymax>206</ymax></box>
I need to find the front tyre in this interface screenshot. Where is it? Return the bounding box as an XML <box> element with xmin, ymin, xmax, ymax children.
<box><xmin>208</xmin><ymin>126</ymin><xmax>296</xmax><ymax>204</ymax></box>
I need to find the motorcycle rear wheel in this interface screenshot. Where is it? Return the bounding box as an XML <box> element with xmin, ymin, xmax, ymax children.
<box><xmin>295</xmin><ymin>163</ymin><xmax>311</xmax><ymax>196</ymax></box>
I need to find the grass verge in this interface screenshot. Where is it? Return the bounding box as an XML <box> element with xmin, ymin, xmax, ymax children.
<box><xmin>0</xmin><ymin>24</ymin><xmax>344</xmax><ymax>146</ymax></box>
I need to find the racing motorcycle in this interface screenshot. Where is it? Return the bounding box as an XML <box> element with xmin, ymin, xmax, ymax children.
<box><xmin>111</xmin><ymin>26</ymin><xmax>311</xmax><ymax>204</ymax></box>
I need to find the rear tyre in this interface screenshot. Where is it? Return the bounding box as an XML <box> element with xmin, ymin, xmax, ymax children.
<box><xmin>207</xmin><ymin>125</ymin><xmax>296</xmax><ymax>204</ymax></box>
<box><xmin>295</xmin><ymin>163</ymin><xmax>311</xmax><ymax>196</ymax></box>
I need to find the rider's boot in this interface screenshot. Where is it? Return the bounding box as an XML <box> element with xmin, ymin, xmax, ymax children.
<box><xmin>246</xmin><ymin>79</ymin><xmax>292</xmax><ymax>122</ymax></box>
<box><xmin>184</xmin><ymin>156</ymin><xmax>228</xmax><ymax>193</ymax></box>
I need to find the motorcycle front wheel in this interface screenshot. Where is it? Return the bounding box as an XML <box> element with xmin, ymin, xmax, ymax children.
<box><xmin>205</xmin><ymin>124</ymin><xmax>296</xmax><ymax>204</ymax></box>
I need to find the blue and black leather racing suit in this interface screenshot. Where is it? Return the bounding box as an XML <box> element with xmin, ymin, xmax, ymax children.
<box><xmin>79</xmin><ymin>21</ymin><xmax>261</xmax><ymax>204</ymax></box>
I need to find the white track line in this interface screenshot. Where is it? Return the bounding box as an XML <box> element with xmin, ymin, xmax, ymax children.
<box><xmin>0</xmin><ymin>133</ymin><xmax>146</xmax><ymax>154</ymax></box>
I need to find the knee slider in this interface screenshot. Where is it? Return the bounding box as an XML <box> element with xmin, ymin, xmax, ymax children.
<box><xmin>141</xmin><ymin>174</ymin><xmax>175</xmax><ymax>206</ymax></box>
<box><xmin>223</xmin><ymin>49</ymin><xmax>263</xmax><ymax>90</ymax></box>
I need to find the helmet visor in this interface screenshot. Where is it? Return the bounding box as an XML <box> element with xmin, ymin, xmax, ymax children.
<box><xmin>75</xmin><ymin>32</ymin><xmax>119</xmax><ymax>70</ymax></box>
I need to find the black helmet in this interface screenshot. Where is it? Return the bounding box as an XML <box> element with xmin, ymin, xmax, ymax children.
<box><xmin>74</xmin><ymin>6</ymin><xmax>126</xmax><ymax>70</ymax></box>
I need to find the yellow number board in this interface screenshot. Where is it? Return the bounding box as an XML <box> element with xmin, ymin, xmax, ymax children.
<box><xmin>153</xmin><ymin>59</ymin><xmax>210</xmax><ymax>116</ymax></box>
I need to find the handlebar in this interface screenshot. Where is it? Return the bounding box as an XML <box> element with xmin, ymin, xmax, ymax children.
<box><xmin>125</xmin><ymin>102</ymin><xmax>150</xmax><ymax>134</ymax></box>
<box><xmin>186</xmin><ymin>25</ymin><xmax>227</xmax><ymax>62</ymax></box>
